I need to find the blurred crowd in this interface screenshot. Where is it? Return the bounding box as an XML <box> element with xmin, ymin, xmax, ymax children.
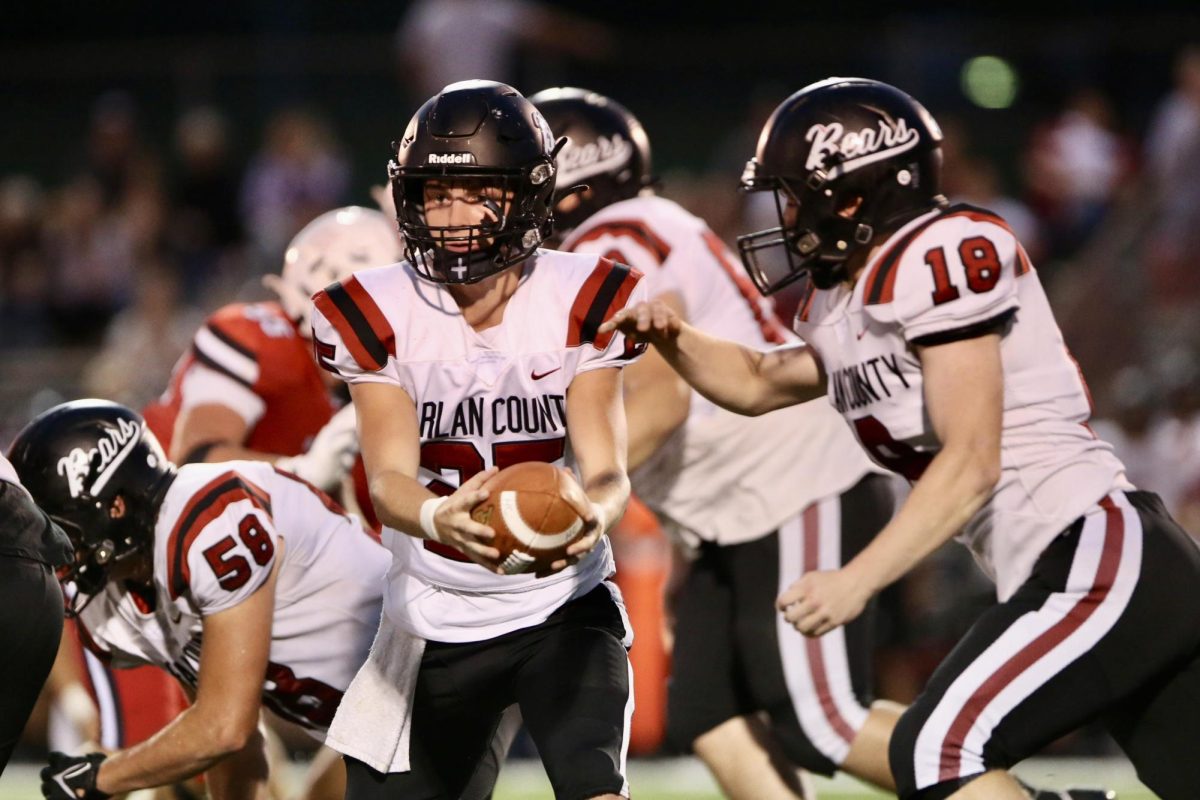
<box><xmin>2</xmin><ymin>1</ymin><xmax>1199</xmax><ymax>762</ymax></box>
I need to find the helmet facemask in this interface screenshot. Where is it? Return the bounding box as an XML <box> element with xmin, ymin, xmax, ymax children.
<box><xmin>738</xmin><ymin>162</ymin><xmax>874</xmax><ymax>294</ymax></box>
<box><xmin>389</xmin><ymin>158</ymin><xmax>557</xmax><ymax>284</ymax></box>
<box><xmin>55</xmin><ymin>504</ymin><xmax>151</xmax><ymax>617</ymax></box>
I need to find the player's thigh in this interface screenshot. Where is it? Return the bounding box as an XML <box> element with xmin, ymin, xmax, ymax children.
<box><xmin>665</xmin><ymin>544</ymin><xmax>742</xmax><ymax>751</ymax></box>
<box><xmin>515</xmin><ymin>584</ymin><xmax>633</xmax><ymax>800</ymax></box>
<box><xmin>1104</xmin><ymin>649</ymin><xmax>1200</xmax><ymax>800</ymax></box>
<box><xmin>892</xmin><ymin>492</ymin><xmax>1200</xmax><ymax>798</ymax></box>
<box><xmin>735</xmin><ymin>499</ymin><xmax>876</xmax><ymax>773</ymax></box>
<box><xmin>346</xmin><ymin>645</ymin><xmax>510</xmax><ymax>799</ymax></box>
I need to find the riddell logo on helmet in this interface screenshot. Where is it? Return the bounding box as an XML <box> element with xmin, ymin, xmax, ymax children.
<box><xmin>427</xmin><ymin>152</ymin><xmax>477</xmax><ymax>165</ymax></box>
<box><xmin>804</xmin><ymin>118</ymin><xmax>919</xmax><ymax>177</ymax></box>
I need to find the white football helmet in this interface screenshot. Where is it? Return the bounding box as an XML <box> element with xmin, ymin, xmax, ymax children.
<box><xmin>264</xmin><ymin>205</ymin><xmax>402</xmax><ymax>335</ymax></box>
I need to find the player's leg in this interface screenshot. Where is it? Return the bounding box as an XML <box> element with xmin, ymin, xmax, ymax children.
<box><xmin>460</xmin><ymin>704</ymin><xmax>524</xmax><ymax>800</ymax></box>
<box><xmin>295</xmin><ymin>744</ymin><xmax>346</xmax><ymax>800</ymax></box>
<box><xmin>515</xmin><ymin>582</ymin><xmax>634</xmax><ymax>800</ymax></box>
<box><xmin>1104</xmin><ymin>648</ymin><xmax>1200</xmax><ymax>799</ymax></box>
<box><xmin>890</xmin><ymin>491</ymin><xmax>1200</xmax><ymax>799</ymax></box>
<box><xmin>692</xmin><ymin>714</ymin><xmax>816</xmax><ymax>800</ymax></box>
<box><xmin>665</xmin><ymin>542</ymin><xmax>780</xmax><ymax>795</ymax></box>
<box><xmin>741</xmin><ymin>475</ymin><xmax>897</xmax><ymax>789</ymax></box>
<box><xmin>670</xmin><ymin>542</ymin><xmax>812</xmax><ymax>800</ymax></box>
<box><xmin>344</xmin><ymin>637</ymin><xmax>512</xmax><ymax>800</ymax></box>
<box><xmin>0</xmin><ymin>555</ymin><xmax>63</xmax><ymax>775</ymax></box>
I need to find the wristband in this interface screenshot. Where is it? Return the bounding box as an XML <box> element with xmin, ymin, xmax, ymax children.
<box><xmin>419</xmin><ymin>497</ymin><xmax>449</xmax><ymax>542</ymax></box>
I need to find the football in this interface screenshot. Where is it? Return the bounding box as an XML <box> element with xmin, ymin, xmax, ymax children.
<box><xmin>471</xmin><ymin>462</ymin><xmax>585</xmax><ymax>575</ymax></box>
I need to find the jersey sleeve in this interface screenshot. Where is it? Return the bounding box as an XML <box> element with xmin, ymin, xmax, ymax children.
<box><xmin>165</xmin><ymin>472</ymin><xmax>279</xmax><ymax>615</ymax></box>
<box><xmin>567</xmin><ymin>257</ymin><xmax>650</xmax><ymax>373</ymax></box>
<box><xmin>310</xmin><ymin>276</ymin><xmax>404</xmax><ymax>390</ymax></box>
<box><xmin>177</xmin><ymin>364</ymin><xmax>267</xmax><ymax>428</ymax></box>
<box><xmin>190</xmin><ymin>313</ymin><xmax>266</xmax><ymax>394</ymax></box>
<box><xmin>866</xmin><ymin>211</ymin><xmax>1027</xmax><ymax>345</ymax></box>
<box><xmin>565</xmin><ymin>217</ymin><xmax>686</xmax><ymax>301</ymax></box>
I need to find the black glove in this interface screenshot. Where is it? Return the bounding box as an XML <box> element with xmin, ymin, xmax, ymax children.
<box><xmin>40</xmin><ymin>751</ymin><xmax>111</xmax><ymax>800</ymax></box>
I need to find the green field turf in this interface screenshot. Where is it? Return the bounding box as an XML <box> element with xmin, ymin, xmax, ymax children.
<box><xmin>0</xmin><ymin>757</ymin><xmax>1157</xmax><ymax>799</ymax></box>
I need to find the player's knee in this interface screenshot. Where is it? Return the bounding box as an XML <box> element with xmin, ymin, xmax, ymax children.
<box><xmin>760</xmin><ymin>704</ymin><xmax>853</xmax><ymax>776</ymax></box>
<box><xmin>890</xmin><ymin>704</ymin><xmax>999</xmax><ymax>800</ymax></box>
<box><xmin>889</xmin><ymin>704</ymin><xmax>925</xmax><ymax>797</ymax></box>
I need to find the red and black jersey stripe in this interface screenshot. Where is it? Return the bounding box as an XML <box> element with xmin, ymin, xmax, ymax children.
<box><xmin>863</xmin><ymin>204</ymin><xmax>1029</xmax><ymax>306</ymax></box>
<box><xmin>312</xmin><ymin>276</ymin><xmax>395</xmax><ymax>372</ymax></box>
<box><xmin>567</xmin><ymin>258</ymin><xmax>645</xmax><ymax>350</ymax></box>
<box><xmin>191</xmin><ymin>323</ymin><xmax>258</xmax><ymax>389</ymax></box>
<box><xmin>862</xmin><ymin>211</ymin><xmax>947</xmax><ymax>306</ymax></box>
<box><xmin>568</xmin><ymin>220</ymin><xmax>672</xmax><ymax>265</ymax></box>
<box><xmin>167</xmin><ymin>472</ymin><xmax>272</xmax><ymax>599</ymax></box>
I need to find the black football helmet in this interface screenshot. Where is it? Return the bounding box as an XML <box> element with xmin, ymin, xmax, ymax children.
<box><xmin>738</xmin><ymin>77</ymin><xmax>946</xmax><ymax>294</ymax></box>
<box><xmin>528</xmin><ymin>87</ymin><xmax>653</xmax><ymax>232</ymax></box>
<box><xmin>388</xmin><ymin>80</ymin><xmax>562</xmax><ymax>284</ymax></box>
<box><xmin>7</xmin><ymin>400</ymin><xmax>175</xmax><ymax>614</ymax></box>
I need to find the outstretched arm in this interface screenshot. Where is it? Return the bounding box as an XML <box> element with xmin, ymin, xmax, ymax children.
<box><xmin>599</xmin><ymin>300</ymin><xmax>825</xmax><ymax>416</ymax></box>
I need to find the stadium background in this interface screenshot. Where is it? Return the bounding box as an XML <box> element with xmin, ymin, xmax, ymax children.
<box><xmin>2</xmin><ymin>2</ymin><xmax>1200</xmax><ymax>797</ymax></box>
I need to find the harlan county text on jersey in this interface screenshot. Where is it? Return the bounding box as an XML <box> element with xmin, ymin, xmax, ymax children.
<box><xmin>829</xmin><ymin>354</ymin><xmax>910</xmax><ymax>412</ymax></box>
<box><xmin>418</xmin><ymin>394</ymin><xmax>568</xmax><ymax>439</ymax></box>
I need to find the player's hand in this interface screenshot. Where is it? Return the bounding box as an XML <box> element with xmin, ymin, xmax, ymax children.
<box><xmin>276</xmin><ymin>404</ymin><xmax>359</xmax><ymax>491</ymax></box>
<box><xmin>597</xmin><ymin>300</ymin><xmax>682</xmax><ymax>347</ymax></box>
<box><xmin>777</xmin><ymin>569</ymin><xmax>871</xmax><ymax>638</ymax></box>
<box><xmin>432</xmin><ymin>467</ymin><xmax>503</xmax><ymax>572</ymax></box>
<box><xmin>542</xmin><ymin>468</ymin><xmax>605</xmax><ymax>575</ymax></box>
<box><xmin>40</xmin><ymin>751</ymin><xmax>110</xmax><ymax>800</ymax></box>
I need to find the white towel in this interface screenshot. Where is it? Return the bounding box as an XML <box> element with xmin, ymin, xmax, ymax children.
<box><xmin>324</xmin><ymin>612</ymin><xmax>426</xmax><ymax>773</ymax></box>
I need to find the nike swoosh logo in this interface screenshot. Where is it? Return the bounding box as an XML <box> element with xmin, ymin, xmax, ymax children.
<box><xmin>531</xmin><ymin>367</ymin><xmax>561</xmax><ymax>381</ymax></box>
<box><xmin>56</xmin><ymin>763</ymin><xmax>90</xmax><ymax>793</ymax></box>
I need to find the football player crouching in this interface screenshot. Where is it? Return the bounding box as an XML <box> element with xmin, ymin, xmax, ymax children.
<box><xmin>11</xmin><ymin>400</ymin><xmax>389</xmax><ymax>800</ymax></box>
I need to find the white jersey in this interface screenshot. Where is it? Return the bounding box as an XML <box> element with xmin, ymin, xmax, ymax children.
<box><xmin>563</xmin><ymin>195</ymin><xmax>879</xmax><ymax>547</ymax></box>
<box><xmin>77</xmin><ymin>461</ymin><xmax>389</xmax><ymax>734</ymax></box>
<box><xmin>310</xmin><ymin>251</ymin><xmax>647</xmax><ymax>642</ymax></box>
<box><xmin>793</xmin><ymin>203</ymin><xmax>1130</xmax><ymax>600</ymax></box>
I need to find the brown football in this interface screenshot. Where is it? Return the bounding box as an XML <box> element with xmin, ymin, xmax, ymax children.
<box><xmin>470</xmin><ymin>462</ymin><xmax>585</xmax><ymax>575</ymax></box>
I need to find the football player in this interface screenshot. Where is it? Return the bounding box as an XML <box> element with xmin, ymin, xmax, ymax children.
<box><xmin>56</xmin><ymin>206</ymin><xmax>402</xmax><ymax>788</ymax></box>
<box><xmin>144</xmin><ymin>204</ymin><xmax>403</xmax><ymax>495</ymax></box>
<box><xmin>601</xmin><ymin>77</ymin><xmax>1198</xmax><ymax>800</ymax></box>
<box><xmin>311</xmin><ymin>80</ymin><xmax>645</xmax><ymax>800</ymax></box>
<box><xmin>0</xmin><ymin>453</ymin><xmax>72</xmax><ymax>777</ymax></box>
<box><xmin>532</xmin><ymin>87</ymin><xmax>898</xmax><ymax>798</ymax></box>
<box><xmin>10</xmin><ymin>400</ymin><xmax>389</xmax><ymax>799</ymax></box>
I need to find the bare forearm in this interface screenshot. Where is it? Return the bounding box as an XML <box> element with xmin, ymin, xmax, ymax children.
<box><xmin>845</xmin><ymin>448</ymin><xmax>997</xmax><ymax>595</ymax></box>
<box><xmin>584</xmin><ymin>469</ymin><xmax>631</xmax><ymax>535</ymax></box>
<box><xmin>96</xmin><ymin>705</ymin><xmax>254</xmax><ymax>794</ymax></box>
<box><xmin>369</xmin><ymin>469</ymin><xmax>437</xmax><ymax>538</ymax></box>
<box><xmin>657</xmin><ymin>324</ymin><xmax>822</xmax><ymax>415</ymax></box>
